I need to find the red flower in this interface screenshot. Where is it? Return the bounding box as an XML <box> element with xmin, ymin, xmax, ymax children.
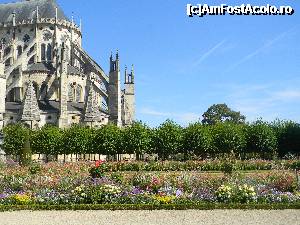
<box><xmin>95</xmin><ymin>160</ymin><xmax>105</xmax><ymax>167</ymax></box>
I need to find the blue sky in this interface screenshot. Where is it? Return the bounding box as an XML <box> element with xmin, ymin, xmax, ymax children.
<box><xmin>4</xmin><ymin>0</ymin><xmax>300</xmax><ymax>127</ymax></box>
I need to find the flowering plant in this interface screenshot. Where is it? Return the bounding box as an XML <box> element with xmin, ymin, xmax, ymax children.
<box><xmin>215</xmin><ymin>185</ymin><xmax>232</xmax><ymax>202</ymax></box>
<box><xmin>89</xmin><ymin>160</ymin><xmax>106</xmax><ymax>178</ymax></box>
<box><xmin>235</xmin><ymin>184</ymin><xmax>256</xmax><ymax>203</ymax></box>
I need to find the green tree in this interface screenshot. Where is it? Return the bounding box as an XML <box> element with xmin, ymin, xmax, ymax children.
<box><xmin>31</xmin><ymin>125</ymin><xmax>63</xmax><ymax>161</ymax></box>
<box><xmin>123</xmin><ymin>121</ymin><xmax>151</xmax><ymax>160</ymax></box>
<box><xmin>62</xmin><ymin>125</ymin><xmax>94</xmax><ymax>159</ymax></box>
<box><xmin>93</xmin><ymin>124</ymin><xmax>122</xmax><ymax>160</ymax></box>
<box><xmin>246</xmin><ymin>120</ymin><xmax>277</xmax><ymax>159</ymax></box>
<box><xmin>3</xmin><ymin>124</ymin><xmax>28</xmax><ymax>157</ymax></box>
<box><xmin>202</xmin><ymin>103</ymin><xmax>246</xmax><ymax>125</ymax></box>
<box><xmin>183</xmin><ymin>122</ymin><xmax>213</xmax><ymax>158</ymax></box>
<box><xmin>211</xmin><ymin>122</ymin><xmax>246</xmax><ymax>157</ymax></box>
<box><xmin>152</xmin><ymin>119</ymin><xmax>183</xmax><ymax>160</ymax></box>
<box><xmin>271</xmin><ymin>120</ymin><xmax>300</xmax><ymax>158</ymax></box>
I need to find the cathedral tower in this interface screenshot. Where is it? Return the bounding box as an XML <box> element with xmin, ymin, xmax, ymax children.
<box><xmin>122</xmin><ymin>65</ymin><xmax>135</xmax><ymax>125</ymax></box>
<box><xmin>108</xmin><ymin>51</ymin><xmax>121</xmax><ymax>126</ymax></box>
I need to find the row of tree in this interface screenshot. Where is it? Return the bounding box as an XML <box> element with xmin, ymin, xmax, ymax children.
<box><xmin>2</xmin><ymin>119</ymin><xmax>300</xmax><ymax>161</ymax></box>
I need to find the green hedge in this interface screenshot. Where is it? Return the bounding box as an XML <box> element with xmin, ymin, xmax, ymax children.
<box><xmin>0</xmin><ymin>203</ymin><xmax>300</xmax><ymax>211</ymax></box>
<box><xmin>2</xmin><ymin>120</ymin><xmax>300</xmax><ymax>161</ymax></box>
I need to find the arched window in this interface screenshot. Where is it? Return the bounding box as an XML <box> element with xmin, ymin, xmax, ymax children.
<box><xmin>46</xmin><ymin>43</ymin><xmax>52</xmax><ymax>61</ymax></box>
<box><xmin>17</xmin><ymin>45</ymin><xmax>22</xmax><ymax>57</ymax></box>
<box><xmin>40</xmin><ymin>83</ymin><xmax>48</xmax><ymax>100</ymax></box>
<box><xmin>7</xmin><ymin>88</ymin><xmax>16</xmax><ymax>102</ymax></box>
<box><xmin>28</xmin><ymin>56</ymin><xmax>34</xmax><ymax>64</ymax></box>
<box><xmin>68</xmin><ymin>84</ymin><xmax>75</xmax><ymax>102</ymax></box>
<box><xmin>32</xmin><ymin>82</ymin><xmax>39</xmax><ymax>99</ymax></box>
<box><xmin>5</xmin><ymin>58</ymin><xmax>11</xmax><ymax>67</ymax></box>
<box><xmin>76</xmin><ymin>85</ymin><xmax>83</xmax><ymax>102</ymax></box>
<box><xmin>41</xmin><ymin>43</ymin><xmax>46</xmax><ymax>61</ymax></box>
<box><xmin>4</xmin><ymin>46</ymin><xmax>11</xmax><ymax>56</ymax></box>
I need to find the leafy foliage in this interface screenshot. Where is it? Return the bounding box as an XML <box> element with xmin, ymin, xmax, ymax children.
<box><xmin>123</xmin><ymin>121</ymin><xmax>151</xmax><ymax>159</ymax></box>
<box><xmin>93</xmin><ymin>124</ymin><xmax>123</xmax><ymax>157</ymax></box>
<box><xmin>152</xmin><ymin>120</ymin><xmax>183</xmax><ymax>160</ymax></box>
<box><xmin>3</xmin><ymin>124</ymin><xmax>28</xmax><ymax>156</ymax></box>
<box><xmin>31</xmin><ymin>125</ymin><xmax>63</xmax><ymax>156</ymax></box>
<box><xmin>183</xmin><ymin>122</ymin><xmax>213</xmax><ymax>158</ymax></box>
<box><xmin>211</xmin><ymin>122</ymin><xmax>246</xmax><ymax>156</ymax></box>
<box><xmin>202</xmin><ymin>103</ymin><xmax>246</xmax><ymax>125</ymax></box>
<box><xmin>246</xmin><ymin>120</ymin><xmax>277</xmax><ymax>159</ymax></box>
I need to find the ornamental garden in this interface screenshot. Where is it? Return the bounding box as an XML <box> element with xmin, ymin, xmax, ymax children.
<box><xmin>0</xmin><ymin>119</ymin><xmax>300</xmax><ymax>210</ymax></box>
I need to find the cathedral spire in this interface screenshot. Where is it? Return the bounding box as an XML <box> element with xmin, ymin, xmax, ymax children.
<box><xmin>21</xmin><ymin>81</ymin><xmax>40</xmax><ymax>126</ymax></box>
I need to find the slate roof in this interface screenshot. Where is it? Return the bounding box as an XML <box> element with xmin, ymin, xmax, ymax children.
<box><xmin>26</xmin><ymin>62</ymin><xmax>54</xmax><ymax>72</ymax></box>
<box><xmin>6</xmin><ymin>100</ymin><xmax>109</xmax><ymax>115</ymax></box>
<box><xmin>6</xmin><ymin>100</ymin><xmax>84</xmax><ymax>113</ymax></box>
<box><xmin>0</xmin><ymin>0</ymin><xmax>68</xmax><ymax>24</ymax></box>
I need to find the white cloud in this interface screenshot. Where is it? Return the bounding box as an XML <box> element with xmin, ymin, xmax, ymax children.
<box><xmin>227</xmin><ymin>27</ymin><xmax>296</xmax><ymax>71</ymax></box>
<box><xmin>193</xmin><ymin>40</ymin><xmax>226</xmax><ymax>66</ymax></box>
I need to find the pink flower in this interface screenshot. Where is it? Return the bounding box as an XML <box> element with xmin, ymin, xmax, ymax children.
<box><xmin>95</xmin><ymin>160</ymin><xmax>105</xmax><ymax>167</ymax></box>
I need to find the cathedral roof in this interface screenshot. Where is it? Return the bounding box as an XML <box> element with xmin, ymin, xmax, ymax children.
<box><xmin>6</xmin><ymin>101</ymin><xmax>109</xmax><ymax>114</ymax></box>
<box><xmin>0</xmin><ymin>0</ymin><xmax>68</xmax><ymax>24</ymax></box>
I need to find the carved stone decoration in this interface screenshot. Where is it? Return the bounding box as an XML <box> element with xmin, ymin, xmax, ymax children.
<box><xmin>43</xmin><ymin>30</ymin><xmax>52</xmax><ymax>41</ymax></box>
<box><xmin>83</xmin><ymin>85</ymin><xmax>101</xmax><ymax>123</ymax></box>
<box><xmin>21</xmin><ymin>81</ymin><xmax>40</xmax><ymax>122</ymax></box>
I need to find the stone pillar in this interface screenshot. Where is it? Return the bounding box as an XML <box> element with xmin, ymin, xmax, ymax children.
<box><xmin>58</xmin><ymin>44</ymin><xmax>69</xmax><ymax>128</ymax></box>
<box><xmin>0</xmin><ymin>62</ymin><xmax>6</xmax><ymax>129</ymax></box>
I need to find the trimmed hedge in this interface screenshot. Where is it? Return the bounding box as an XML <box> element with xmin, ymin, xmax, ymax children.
<box><xmin>0</xmin><ymin>203</ymin><xmax>300</xmax><ymax>211</ymax></box>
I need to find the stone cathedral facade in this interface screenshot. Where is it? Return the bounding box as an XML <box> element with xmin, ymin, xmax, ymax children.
<box><xmin>0</xmin><ymin>0</ymin><xmax>135</xmax><ymax>129</ymax></box>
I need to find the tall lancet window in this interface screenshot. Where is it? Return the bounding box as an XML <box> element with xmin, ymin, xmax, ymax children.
<box><xmin>46</xmin><ymin>43</ymin><xmax>52</xmax><ymax>61</ymax></box>
<box><xmin>68</xmin><ymin>84</ymin><xmax>74</xmax><ymax>102</ymax></box>
<box><xmin>41</xmin><ymin>44</ymin><xmax>46</xmax><ymax>61</ymax></box>
<box><xmin>76</xmin><ymin>85</ymin><xmax>83</xmax><ymax>102</ymax></box>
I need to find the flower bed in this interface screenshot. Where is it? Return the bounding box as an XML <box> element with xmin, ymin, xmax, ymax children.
<box><xmin>87</xmin><ymin>160</ymin><xmax>300</xmax><ymax>172</ymax></box>
<box><xmin>0</xmin><ymin>161</ymin><xmax>300</xmax><ymax>209</ymax></box>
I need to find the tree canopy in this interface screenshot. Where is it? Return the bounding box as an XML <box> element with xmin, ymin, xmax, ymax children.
<box><xmin>202</xmin><ymin>103</ymin><xmax>246</xmax><ymax>125</ymax></box>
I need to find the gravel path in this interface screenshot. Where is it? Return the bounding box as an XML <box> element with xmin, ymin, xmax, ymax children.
<box><xmin>0</xmin><ymin>210</ymin><xmax>300</xmax><ymax>225</ymax></box>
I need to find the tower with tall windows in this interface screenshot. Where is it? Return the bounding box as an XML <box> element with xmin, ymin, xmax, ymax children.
<box><xmin>0</xmin><ymin>0</ymin><xmax>135</xmax><ymax>128</ymax></box>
